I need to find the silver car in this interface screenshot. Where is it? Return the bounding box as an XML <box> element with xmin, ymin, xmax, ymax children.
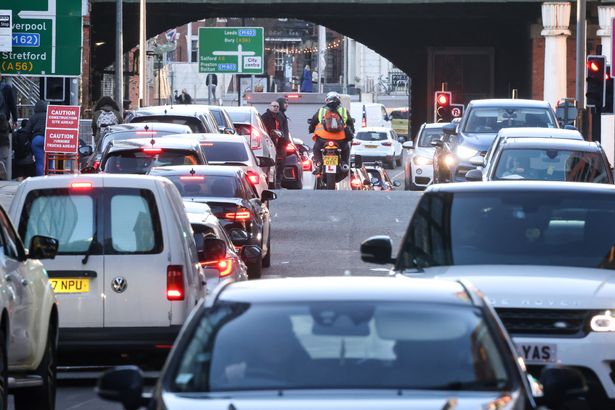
<box><xmin>96</xmin><ymin>276</ymin><xmax>585</xmax><ymax>409</ymax></box>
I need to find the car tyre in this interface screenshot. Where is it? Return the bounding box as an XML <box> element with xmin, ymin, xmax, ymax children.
<box><xmin>0</xmin><ymin>327</ymin><xmax>7</xmax><ymax>410</ymax></box>
<box><xmin>14</xmin><ymin>323</ymin><xmax>57</xmax><ymax>410</ymax></box>
<box><xmin>247</xmin><ymin>254</ymin><xmax>263</xmax><ymax>279</ymax></box>
<box><xmin>396</xmin><ymin>156</ymin><xmax>402</xmax><ymax>167</ymax></box>
<box><xmin>262</xmin><ymin>237</ymin><xmax>271</xmax><ymax>268</ymax></box>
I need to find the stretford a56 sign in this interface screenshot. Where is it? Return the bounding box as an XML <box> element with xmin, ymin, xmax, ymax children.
<box><xmin>0</xmin><ymin>0</ymin><xmax>82</xmax><ymax>76</ymax></box>
<box><xmin>198</xmin><ymin>27</ymin><xmax>264</xmax><ymax>74</ymax></box>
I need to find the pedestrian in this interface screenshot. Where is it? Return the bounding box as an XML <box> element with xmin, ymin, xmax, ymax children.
<box><xmin>175</xmin><ymin>88</ymin><xmax>193</xmax><ymax>104</ymax></box>
<box><xmin>0</xmin><ymin>74</ymin><xmax>18</xmax><ymax>180</ymax></box>
<box><xmin>24</xmin><ymin>99</ymin><xmax>48</xmax><ymax>177</ymax></box>
<box><xmin>0</xmin><ymin>74</ymin><xmax>18</xmax><ymax>126</ymax></box>
<box><xmin>206</xmin><ymin>74</ymin><xmax>218</xmax><ymax>104</ymax></box>
<box><xmin>12</xmin><ymin>119</ymin><xmax>35</xmax><ymax>181</ymax></box>
<box><xmin>92</xmin><ymin>96</ymin><xmax>122</xmax><ymax>145</ymax></box>
<box><xmin>273</xmin><ymin>97</ymin><xmax>291</xmax><ymax>188</ymax></box>
<box><xmin>301</xmin><ymin>65</ymin><xmax>313</xmax><ymax>93</ymax></box>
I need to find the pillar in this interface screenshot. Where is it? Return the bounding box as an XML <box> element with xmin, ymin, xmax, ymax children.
<box><xmin>598</xmin><ymin>5</ymin><xmax>615</xmax><ymax>65</ymax></box>
<box><xmin>541</xmin><ymin>2</ymin><xmax>571</xmax><ymax>107</ymax></box>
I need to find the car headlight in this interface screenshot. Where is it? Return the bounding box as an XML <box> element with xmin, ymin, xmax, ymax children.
<box><xmin>591</xmin><ymin>310</ymin><xmax>615</xmax><ymax>332</ymax></box>
<box><xmin>413</xmin><ymin>156</ymin><xmax>433</xmax><ymax>166</ymax></box>
<box><xmin>456</xmin><ymin>146</ymin><xmax>479</xmax><ymax>160</ymax></box>
<box><xmin>444</xmin><ymin>155</ymin><xmax>456</xmax><ymax>167</ymax></box>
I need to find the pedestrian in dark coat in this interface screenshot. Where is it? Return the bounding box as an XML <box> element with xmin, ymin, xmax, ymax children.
<box><xmin>24</xmin><ymin>100</ymin><xmax>48</xmax><ymax>176</ymax></box>
<box><xmin>92</xmin><ymin>96</ymin><xmax>122</xmax><ymax>144</ymax></box>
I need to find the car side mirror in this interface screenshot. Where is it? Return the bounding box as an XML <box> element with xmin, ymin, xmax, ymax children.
<box><xmin>199</xmin><ymin>238</ymin><xmax>227</xmax><ymax>263</ymax></box>
<box><xmin>442</xmin><ymin>122</ymin><xmax>458</xmax><ymax>136</ymax></box>
<box><xmin>430</xmin><ymin>140</ymin><xmax>443</xmax><ymax>148</ymax></box>
<box><xmin>465</xmin><ymin>169</ymin><xmax>483</xmax><ymax>182</ymax></box>
<box><xmin>261</xmin><ymin>189</ymin><xmax>277</xmax><ymax>201</ymax></box>
<box><xmin>360</xmin><ymin>235</ymin><xmax>395</xmax><ymax>264</ymax></box>
<box><xmin>79</xmin><ymin>146</ymin><xmax>93</xmax><ymax>156</ymax></box>
<box><xmin>257</xmin><ymin>156</ymin><xmax>276</xmax><ymax>167</ymax></box>
<box><xmin>540</xmin><ymin>365</ymin><xmax>588</xmax><ymax>409</ymax></box>
<box><xmin>402</xmin><ymin>141</ymin><xmax>414</xmax><ymax>149</ymax></box>
<box><xmin>28</xmin><ymin>235</ymin><xmax>59</xmax><ymax>260</ymax></box>
<box><xmin>96</xmin><ymin>366</ymin><xmax>149</xmax><ymax>409</ymax></box>
<box><xmin>239</xmin><ymin>245</ymin><xmax>262</xmax><ymax>265</ymax></box>
<box><xmin>393</xmin><ymin>180</ymin><xmax>401</xmax><ymax>187</ymax></box>
<box><xmin>469</xmin><ymin>156</ymin><xmax>485</xmax><ymax>167</ymax></box>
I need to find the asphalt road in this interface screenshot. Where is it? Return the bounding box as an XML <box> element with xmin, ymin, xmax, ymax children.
<box><xmin>8</xmin><ymin>163</ymin><xmax>423</xmax><ymax>410</ymax></box>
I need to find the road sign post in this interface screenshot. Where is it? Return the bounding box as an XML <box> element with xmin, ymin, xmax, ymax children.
<box><xmin>0</xmin><ymin>0</ymin><xmax>82</xmax><ymax>76</ymax></box>
<box><xmin>198</xmin><ymin>27</ymin><xmax>264</xmax><ymax>74</ymax></box>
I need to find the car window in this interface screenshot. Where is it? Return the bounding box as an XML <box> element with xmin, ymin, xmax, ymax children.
<box><xmin>210</xmin><ymin>110</ymin><xmax>225</xmax><ymax>127</ymax></box>
<box><xmin>200</xmin><ymin>142</ymin><xmax>249</xmax><ymax>162</ymax></box>
<box><xmin>99</xmin><ymin>130</ymin><xmax>186</xmax><ymax>153</ymax></box>
<box><xmin>390</xmin><ymin>110</ymin><xmax>409</xmax><ymax>120</ymax></box>
<box><xmin>107</xmin><ymin>190</ymin><xmax>162</xmax><ymax>254</ymax></box>
<box><xmin>493</xmin><ymin>148</ymin><xmax>610</xmax><ymax>183</ymax></box>
<box><xmin>169</xmin><ymin>301</ymin><xmax>510</xmax><ymax>392</ymax></box>
<box><xmin>20</xmin><ymin>191</ymin><xmax>96</xmax><ymax>255</ymax></box>
<box><xmin>419</xmin><ymin>129</ymin><xmax>444</xmax><ymax>147</ymax></box>
<box><xmin>103</xmin><ymin>150</ymin><xmax>200</xmax><ymax>174</ymax></box>
<box><xmin>356</xmin><ymin>132</ymin><xmax>388</xmax><ymax>141</ymax></box>
<box><xmin>464</xmin><ymin>107</ymin><xmax>557</xmax><ymax>133</ymax></box>
<box><xmin>227</xmin><ymin>111</ymin><xmax>251</xmax><ymax>123</ymax></box>
<box><xmin>165</xmin><ymin>175</ymin><xmax>240</xmax><ymax>198</ymax></box>
<box><xmin>0</xmin><ymin>208</ymin><xmax>22</xmax><ymax>260</ymax></box>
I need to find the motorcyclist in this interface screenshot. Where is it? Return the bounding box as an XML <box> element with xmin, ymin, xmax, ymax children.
<box><xmin>309</xmin><ymin>92</ymin><xmax>354</xmax><ymax>174</ymax></box>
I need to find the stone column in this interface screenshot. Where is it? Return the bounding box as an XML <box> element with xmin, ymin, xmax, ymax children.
<box><xmin>598</xmin><ymin>5</ymin><xmax>615</xmax><ymax>65</ymax></box>
<box><xmin>541</xmin><ymin>2</ymin><xmax>571</xmax><ymax>107</ymax></box>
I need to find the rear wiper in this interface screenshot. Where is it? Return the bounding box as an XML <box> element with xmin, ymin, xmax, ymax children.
<box><xmin>81</xmin><ymin>230</ymin><xmax>99</xmax><ymax>265</ymax></box>
<box><xmin>424</xmin><ymin>379</ymin><xmax>508</xmax><ymax>391</ymax></box>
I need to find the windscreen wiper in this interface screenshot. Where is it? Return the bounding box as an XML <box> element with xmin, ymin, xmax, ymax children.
<box><xmin>423</xmin><ymin>379</ymin><xmax>508</xmax><ymax>391</ymax></box>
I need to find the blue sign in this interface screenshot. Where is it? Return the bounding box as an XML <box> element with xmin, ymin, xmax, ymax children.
<box><xmin>218</xmin><ymin>63</ymin><xmax>237</xmax><ymax>71</ymax></box>
<box><xmin>238</xmin><ymin>29</ymin><xmax>256</xmax><ymax>37</ymax></box>
<box><xmin>12</xmin><ymin>33</ymin><xmax>40</xmax><ymax>47</ymax></box>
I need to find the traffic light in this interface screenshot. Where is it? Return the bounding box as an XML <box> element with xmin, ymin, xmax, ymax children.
<box><xmin>434</xmin><ymin>91</ymin><xmax>452</xmax><ymax>122</ymax></box>
<box><xmin>586</xmin><ymin>55</ymin><xmax>606</xmax><ymax>109</ymax></box>
<box><xmin>605</xmin><ymin>65</ymin><xmax>613</xmax><ymax>114</ymax></box>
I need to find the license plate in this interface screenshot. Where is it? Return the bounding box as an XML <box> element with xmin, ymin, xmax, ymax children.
<box><xmin>365</xmin><ymin>145</ymin><xmax>378</xmax><ymax>149</ymax></box>
<box><xmin>323</xmin><ymin>155</ymin><xmax>338</xmax><ymax>166</ymax></box>
<box><xmin>50</xmin><ymin>278</ymin><xmax>90</xmax><ymax>294</ymax></box>
<box><xmin>516</xmin><ymin>343</ymin><xmax>557</xmax><ymax>364</ymax></box>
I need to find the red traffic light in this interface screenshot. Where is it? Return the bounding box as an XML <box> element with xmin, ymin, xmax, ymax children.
<box><xmin>436</xmin><ymin>93</ymin><xmax>450</xmax><ymax>106</ymax></box>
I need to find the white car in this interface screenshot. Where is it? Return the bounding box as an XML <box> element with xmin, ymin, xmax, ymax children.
<box><xmin>9</xmin><ymin>174</ymin><xmax>207</xmax><ymax>366</ymax></box>
<box><xmin>351</xmin><ymin>127</ymin><xmax>403</xmax><ymax>169</ymax></box>
<box><xmin>402</xmin><ymin>122</ymin><xmax>448</xmax><ymax>190</ymax></box>
<box><xmin>0</xmin><ymin>204</ymin><xmax>59</xmax><ymax>410</ymax></box>
<box><xmin>194</xmin><ymin>133</ymin><xmax>274</xmax><ymax>197</ymax></box>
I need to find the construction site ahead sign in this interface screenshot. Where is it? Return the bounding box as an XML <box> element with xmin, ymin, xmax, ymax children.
<box><xmin>198</xmin><ymin>27</ymin><xmax>264</xmax><ymax>74</ymax></box>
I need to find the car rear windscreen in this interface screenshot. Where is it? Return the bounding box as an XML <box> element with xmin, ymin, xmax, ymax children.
<box><xmin>166</xmin><ymin>175</ymin><xmax>240</xmax><ymax>198</ymax></box>
<box><xmin>103</xmin><ymin>150</ymin><xmax>201</xmax><ymax>174</ymax></box>
<box><xmin>99</xmin><ymin>130</ymin><xmax>186</xmax><ymax>153</ymax></box>
<box><xmin>200</xmin><ymin>142</ymin><xmax>249</xmax><ymax>162</ymax></box>
<box><xmin>131</xmin><ymin>116</ymin><xmax>203</xmax><ymax>132</ymax></box>
<box><xmin>356</xmin><ymin>132</ymin><xmax>388</xmax><ymax>141</ymax></box>
<box><xmin>227</xmin><ymin>111</ymin><xmax>251</xmax><ymax>124</ymax></box>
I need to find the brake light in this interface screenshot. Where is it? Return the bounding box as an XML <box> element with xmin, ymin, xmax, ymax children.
<box><xmin>71</xmin><ymin>182</ymin><xmax>93</xmax><ymax>190</ymax></box>
<box><xmin>351</xmin><ymin>177</ymin><xmax>362</xmax><ymax>188</ymax></box>
<box><xmin>250</xmin><ymin>127</ymin><xmax>262</xmax><ymax>150</ymax></box>
<box><xmin>302</xmin><ymin>158</ymin><xmax>312</xmax><ymax>171</ymax></box>
<box><xmin>223</xmin><ymin>208</ymin><xmax>251</xmax><ymax>221</ymax></box>
<box><xmin>93</xmin><ymin>160</ymin><xmax>100</xmax><ymax>170</ymax></box>
<box><xmin>166</xmin><ymin>265</ymin><xmax>184</xmax><ymax>301</ymax></box>
<box><xmin>352</xmin><ymin>141</ymin><xmax>361</xmax><ymax>145</ymax></box>
<box><xmin>142</xmin><ymin>148</ymin><xmax>162</xmax><ymax>155</ymax></box>
<box><xmin>217</xmin><ymin>259</ymin><xmax>233</xmax><ymax>277</ymax></box>
<box><xmin>179</xmin><ymin>175</ymin><xmax>205</xmax><ymax>181</ymax></box>
<box><xmin>382</xmin><ymin>141</ymin><xmax>392</xmax><ymax>146</ymax></box>
<box><xmin>286</xmin><ymin>144</ymin><xmax>296</xmax><ymax>153</ymax></box>
<box><xmin>246</xmin><ymin>171</ymin><xmax>259</xmax><ymax>185</ymax></box>
<box><xmin>200</xmin><ymin>142</ymin><xmax>214</xmax><ymax>147</ymax></box>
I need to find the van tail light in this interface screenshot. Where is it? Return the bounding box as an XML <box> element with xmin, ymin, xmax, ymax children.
<box><xmin>221</xmin><ymin>207</ymin><xmax>252</xmax><ymax>221</ymax></box>
<box><xmin>250</xmin><ymin>127</ymin><xmax>262</xmax><ymax>150</ymax></box>
<box><xmin>166</xmin><ymin>265</ymin><xmax>185</xmax><ymax>301</ymax></box>
<box><xmin>381</xmin><ymin>141</ymin><xmax>392</xmax><ymax>146</ymax></box>
<box><xmin>246</xmin><ymin>171</ymin><xmax>260</xmax><ymax>185</ymax></box>
<box><xmin>352</xmin><ymin>141</ymin><xmax>361</xmax><ymax>145</ymax></box>
<box><xmin>71</xmin><ymin>182</ymin><xmax>93</xmax><ymax>190</ymax></box>
<box><xmin>302</xmin><ymin>158</ymin><xmax>312</xmax><ymax>171</ymax></box>
<box><xmin>142</xmin><ymin>148</ymin><xmax>163</xmax><ymax>155</ymax></box>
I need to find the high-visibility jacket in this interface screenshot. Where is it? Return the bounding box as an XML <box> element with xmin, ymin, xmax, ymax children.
<box><xmin>313</xmin><ymin>106</ymin><xmax>349</xmax><ymax>141</ymax></box>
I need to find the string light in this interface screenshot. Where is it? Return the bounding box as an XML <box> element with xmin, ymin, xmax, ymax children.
<box><xmin>264</xmin><ymin>39</ymin><xmax>343</xmax><ymax>54</ymax></box>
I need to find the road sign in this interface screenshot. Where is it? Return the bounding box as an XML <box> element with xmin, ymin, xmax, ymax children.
<box><xmin>198</xmin><ymin>27</ymin><xmax>264</xmax><ymax>74</ymax></box>
<box><xmin>45</xmin><ymin>105</ymin><xmax>80</xmax><ymax>153</ymax></box>
<box><xmin>0</xmin><ymin>0</ymin><xmax>82</xmax><ymax>76</ymax></box>
<box><xmin>451</xmin><ymin>104</ymin><xmax>464</xmax><ymax>118</ymax></box>
<box><xmin>0</xmin><ymin>10</ymin><xmax>11</xmax><ymax>53</ymax></box>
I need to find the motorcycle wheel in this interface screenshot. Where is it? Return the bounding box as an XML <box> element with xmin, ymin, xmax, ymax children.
<box><xmin>326</xmin><ymin>172</ymin><xmax>336</xmax><ymax>190</ymax></box>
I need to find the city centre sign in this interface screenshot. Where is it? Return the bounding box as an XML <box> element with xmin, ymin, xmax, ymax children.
<box><xmin>0</xmin><ymin>0</ymin><xmax>82</xmax><ymax>76</ymax></box>
<box><xmin>198</xmin><ymin>27</ymin><xmax>264</xmax><ymax>74</ymax></box>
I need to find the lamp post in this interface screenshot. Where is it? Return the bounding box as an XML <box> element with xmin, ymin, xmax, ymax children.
<box><xmin>115</xmin><ymin>0</ymin><xmax>123</xmax><ymax>109</ymax></box>
<box><xmin>139</xmin><ymin>0</ymin><xmax>147</xmax><ymax>107</ymax></box>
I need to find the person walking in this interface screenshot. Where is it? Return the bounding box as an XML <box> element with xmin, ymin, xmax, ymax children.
<box><xmin>300</xmin><ymin>65</ymin><xmax>313</xmax><ymax>93</ymax></box>
<box><xmin>92</xmin><ymin>96</ymin><xmax>122</xmax><ymax>145</ymax></box>
<box><xmin>0</xmin><ymin>74</ymin><xmax>18</xmax><ymax>180</ymax></box>
<box><xmin>206</xmin><ymin>74</ymin><xmax>218</xmax><ymax>104</ymax></box>
<box><xmin>175</xmin><ymin>88</ymin><xmax>193</xmax><ymax>104</ymax></box>
<box><xmin>24</xmin><ymin>99</ymin><xmax>48</xmax><ymax>176</ymax></box>
<box><xmin>12</xmin><ymin>119</ymin><xmax>35</xmax><ymax>181</ymax></box>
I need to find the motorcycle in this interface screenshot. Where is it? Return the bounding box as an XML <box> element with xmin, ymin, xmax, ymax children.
<box><xmin>316</xmin><ymin>140</ymin><xmax>348</xmax><ymax>190</ymax></box>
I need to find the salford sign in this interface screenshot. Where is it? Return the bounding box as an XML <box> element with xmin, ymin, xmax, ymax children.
<box><xmin>0</xmin><ymin>0</ymin><xmax>82</xmax><ymax>76</ymax></box>
<box><xmin>198</xmin><ymin>27</ymin><xmax>264</xmax><ymax>74</ymax></box>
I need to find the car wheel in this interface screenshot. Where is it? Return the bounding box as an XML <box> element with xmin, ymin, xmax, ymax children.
<box><xmin>262</xmin><ymin>236</ymin><xmax>271</xmax><ymax>268</ymax></box>
<box><xmin>0</xmin><ymin>327</ymin><xmax>7</xmax><ymax>410</ymax></box>
<box><xmin>14</xmin><ymin>323</ymin><xmax>57</xmax><ymax>410</ymax></box>
<box><xmin>396</xmin><ymin>156</ymin><xmax>402</xmax><ymax>167</ymax></box>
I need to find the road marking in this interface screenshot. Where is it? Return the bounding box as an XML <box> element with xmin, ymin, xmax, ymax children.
<box><xmin>369</xmin><ymin>268</ymin><xmax>390</xmax><ymax>272</ymax></box>
<box><xmin>392</xmin><ymin>170</ymin><xmax>405</xmax><ymax>180</ymax></box>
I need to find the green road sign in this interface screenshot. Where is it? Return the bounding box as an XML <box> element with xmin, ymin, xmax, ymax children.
<box><xmin>0</xmin><ymin>0</ymin><xmax>82</xmax><ymax>76</ymax></box>
<box><xmin>198</xmin><ymin>27</ymin><xmax>264</xmax><ymax>74</ymax></box>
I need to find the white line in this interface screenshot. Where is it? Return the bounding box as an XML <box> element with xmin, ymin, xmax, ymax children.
<box><xmin>391</xmin><ymin>170</ymin><xmax>405</xmax><ymax>179</ymax></box>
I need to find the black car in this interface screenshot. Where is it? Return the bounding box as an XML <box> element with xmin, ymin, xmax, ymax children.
<box><xmin>148</xmin><ymin>165</ymin><xmax>276</xmax><ymax>278</ymax></box>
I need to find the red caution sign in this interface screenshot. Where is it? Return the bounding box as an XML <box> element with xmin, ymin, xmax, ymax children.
<box><xmin>44</xmin><ymin>105</ymin><xmax>81</xmax><ymax>153</ymax></box>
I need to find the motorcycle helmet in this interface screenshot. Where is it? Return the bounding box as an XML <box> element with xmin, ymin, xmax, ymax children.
<box><xmin>325</xmin><ymin>92</ymin><xmax>341</xmax><ymax>108</ymax></box>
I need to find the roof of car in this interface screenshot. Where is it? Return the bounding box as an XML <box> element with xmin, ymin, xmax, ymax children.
<box><xmin>422</xmin><ymin>122</ymin><xmax>450</xmax><ymax>129</ymax></box>
<box><xmin>224</xmin><ymin>106</ymin><xmax>257</xmax><ymax>113</ymax></box>
<box><xmin>215</xmin><ymin>276</ymin><xmax>476</xmax><ymax>305</ymax></box>
<box><xmin>194</xmin><ymin>133</ymin><xmax>248</xmax><ymax>144</ymax></box>
<box><xmin>501</xmin><ymin>137</ymin><xmax>601</xmax><ymax>151</ymax></box>
<box><xmin>468</xmin><ymin>99</ymin><xmax>551</xmax><ymax>108</ymax></box>
<box><xmin>102</xmin><ymin>123</ymin><xmax>192</xmax><ymax>134</ymax></box>
<box><xmin>426</xmin><ymin>180</ymin><xmax>615</xmax><ymax>194</ymax></box>
<box><xmin>149</xmin><ymin>164</ymin><xmax>244</xmax><ymax>177</ymax></box>
<box><xmin>14</xmin><ymin>173</ymin><xmax>174</xmax><ymax>190</ymax></box>
<box><xmin>356</xmin><ymin>127</ymin><xmax>393</xmax><ymax>132</ymax></box>
<box><xmin>183</xmin><ymin>200</ymin><xmax>212</xmax><ymax>216</ymax></box>
<box><xmin>496</xmin><ymin>127</ymin><xmax>582</xmax><ymax>140</ymax></box>
<box><xmin>107</xmin><ymin>137</ymin><xmax>201</xmax><ymax>151</ymax></box>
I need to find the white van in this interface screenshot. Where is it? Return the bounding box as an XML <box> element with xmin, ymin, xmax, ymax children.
<box><xmin>350</xmin><ymin>103</ymin><xmax>392</xmax><ymax>129</ymax></box>
<box><xmin>9</xmin><ymin>174</ymin><xmax>207</xmax><ymax>364</ymax></box>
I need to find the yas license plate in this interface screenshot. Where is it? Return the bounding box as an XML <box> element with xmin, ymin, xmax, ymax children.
<box><xmin>50</xmin><ymin>278</ymin><xmax>90</xmax><ymax>294</ymax></box>
<box><xmin>516</xmin><ymin>343</ymin><xmax>557</xmax><ymax>364</ymax></box>
<box><xmin>323</xmin><ymin>155</ymin><xmax>339</xmax><ymax>166</ymax></box>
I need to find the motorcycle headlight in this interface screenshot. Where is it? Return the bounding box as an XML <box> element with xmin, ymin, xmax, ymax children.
<box><xmin>444</xmin><ymin>155</ymin><xmax>456</xmax><ymax>167</ymax></box>
<box><xmin>590</xmin><ymin>310</ymin><xmax>615</xmax><ymax>332</ymax></box>
<box><xmin>413</xmin><ymin>156</ymin><xmax>433</xmax><ymax>166</ymax></box>
<box><xmin>456</xmin><ymin>146</ymin><xmax>479</xmax><ymax>160</ymax></box>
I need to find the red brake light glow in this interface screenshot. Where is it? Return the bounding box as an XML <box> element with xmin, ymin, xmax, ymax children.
<box><xmin>246</xmin><ymin>171</ymin><xmax>260</xmax><ymax>185</ymax></box>
<box><xmin>217</xmin><ymin>259</ymin><xmax>233</xmax><ymax>277</ymax></box>
<box><xmin>352</xmin><ymin>141</ymin><xmax>361</xmax><ymax>145</ymax></box>
<box><xmin>179</xmin><ymin>175</ymin><xmax>205</xmax><ymax>181</ymax></box>
<box><xmin>71</xmin><ymin>182</ymin><xmax>93</xmax><ymax>190</ymax></box>
<box><xmin>142</xmin><ymin>148</ymin><xmax>162</xmax><ymax>155</ymax></box>
<box><xmin>382</xmin><ymin>141</ymin><xmax>392</xmax><ymax>146</ymax></box>
<box><xmin>286</xmin><ymin>94</ymin><xmax>301</xmax><ymax>100</ymax></box>
<box><xmin>223</xmin><ymin>208</ymin><xmax>251</xmax><ymax>221</ymax></box>
<box><xmin>166</xmin><ymin>265</ymin><xmax>185</xmax><ymax>301</ymax></box>
<box><xmin>93</xmin><ymin>160</ymin><xmax>100</xmax><ymax>170</ymax></box>
<box><xmin>200</xmin><ymin>142</ymin><xmax>214</xmax><ymax>147</ymax></box>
